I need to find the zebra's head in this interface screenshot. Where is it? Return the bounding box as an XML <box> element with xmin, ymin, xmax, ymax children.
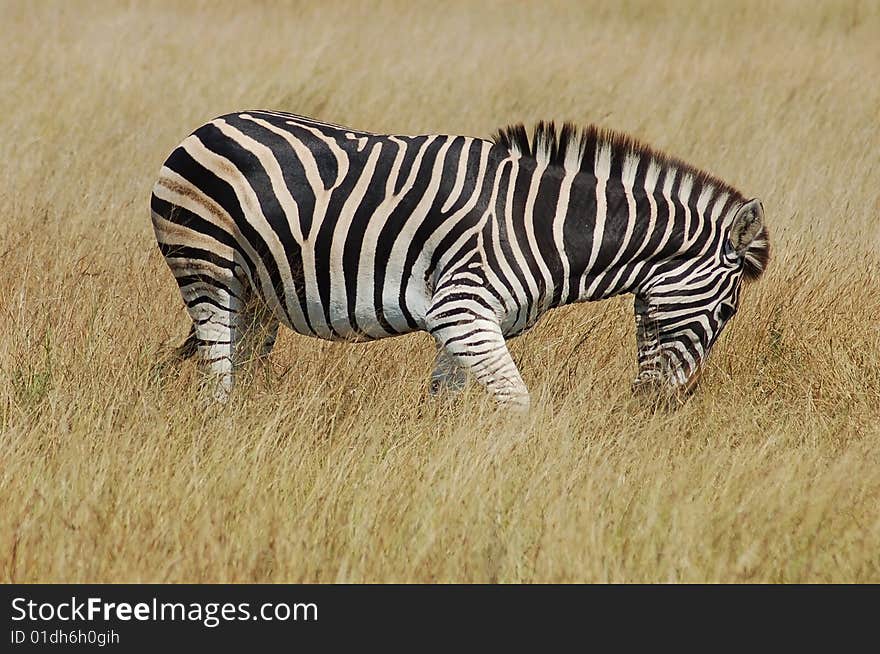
<box><xmin>631</xmin><ymin>198</ymin><xmax>770</xmax><ymax>405</ymax></box>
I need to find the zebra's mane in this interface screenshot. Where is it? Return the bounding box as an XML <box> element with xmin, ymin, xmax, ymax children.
<box><xmin>491</xmin><ymin>121</ymin><xmax>769</xmax><ymax>280</ymax></box>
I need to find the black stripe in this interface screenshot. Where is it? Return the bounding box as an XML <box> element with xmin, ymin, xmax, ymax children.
<box><xmin>561</xmin><ymin>172</ymin><xmax>597</xmax><ymax>302</ymax></box>
<box><xmin>393</xmin><ymin>135</ymin><xmax>430</xmax><ymax>195</ymax></box>
<box><xmin>220</xmin><ymin>114</ymin><xmax>318</xmax><ymax>237</ymax></box>
<box><xmin>198</xmin><ymin>121</ymin><xmax>310</xmax><ymax>325</ymax></box>
<box><xmin>531</xmin><ymin>169</ymin><xmax>566</xmax><ymax>306</ymax></box>
<box><xmin>492</xmin><ymin>159</ymin><xmax>533</xmax><ymax>324</ymax></box>
<box><xmin>163</xmin><ymin>142</ymin><xmax>302</xmax><ymax>329</ymax></box>
<box><xmin>245</xmin><ymin>111</ymin><xmax>340</xmax><ymax>190</ymax></box>
<box><xmin>341</xmin><ymin>137</ymin><xmax>399</xmax><ymax>332</ymax></box>
<box><xmin>185</xmin><ymin>294</ymin><xmax>238</xmax><ymax>313</ymax></box>
<box><xmin>509</xmin><ymin>159</ymin><xmax>545</xmax><ymax>304</ymax></box>
<box><xmin>643</xmin><ymin>166</ymin><xmax>671</xmax><ymax>257</ymax></box>
<box><xmin>429</xmin><ymin>290</ymin><xmax>497</xmax><ymax>313</ymax></box>
<box><xmin>481</xmin><ymin>210</ymin><xmax>516</xmax><ymax>316</ymax></box>
<box><xmin>592</xmin><ymin>178</ymin><xmax>629</xmax><ymax>277</ymax></box>
<box><xmin>158</xmin><ymin>242</ymin><xmax>236</xmax><ymax>271</ymax></box>
<box><xmin>374</xmin><ymin>136</ymin><xmax>447</xmax><ymax>332</ymax></box>
<box><xmin>439</xmin><ymin>138</ymin><xmax>479</xmax><ymax>216</ymax></box>
<box><xmin>174</xmin><ymin>275</ymin><xmax>241</xmax><ymax>301</ymax></box>
<box><xmin>398</xmin><ymin>137</ymin><xmax>467</xmax><ymax>325</ymax></box>
<box><xmin>315</xmin><ymin>135</ymin><xmax>374</xmax><ymax>337</ymax></box>
<box><xmin>151</xmin><ymin>195</ymin><xmax>240</xmax><ymax>254</ymax></box>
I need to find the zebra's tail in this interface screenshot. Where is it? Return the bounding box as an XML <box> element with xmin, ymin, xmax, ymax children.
<box><xmin>170</xmin><ymin>324</ymin><xmax>199</xmax><ymax>361</ymax></box>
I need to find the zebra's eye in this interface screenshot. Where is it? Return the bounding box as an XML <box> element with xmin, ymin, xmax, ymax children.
<box><xmin>717</xmin><ymin>303</ymin><xmax>737</xmax><ymax>322</ymax></box>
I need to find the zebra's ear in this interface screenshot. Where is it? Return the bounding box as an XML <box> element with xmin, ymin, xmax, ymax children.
<box><xmin>730</xmin><ymin>198</ymin><xmax>764</xmax><ymax>255</ymax></box>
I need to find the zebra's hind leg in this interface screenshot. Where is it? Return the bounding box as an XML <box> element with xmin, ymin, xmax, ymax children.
<box><xmin>176</xmin><ymin>271</ymin><xmax>251</xmax><ymax>403</ymax></box>
<box><xmin>425</xmin><ymin>306</ymin><xmax>530</xmax><ymax>411</ymax></box>
<box><xmin>176</xmin><ymin>268</ymin><xmax>280</xmax><ymax>401</ymax></box>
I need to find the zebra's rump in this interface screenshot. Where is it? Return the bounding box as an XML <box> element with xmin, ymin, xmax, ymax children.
<box><xmin>151</xmin><ymin>111</ymin><xmax>497</xmax><ymax>342</ymax></box>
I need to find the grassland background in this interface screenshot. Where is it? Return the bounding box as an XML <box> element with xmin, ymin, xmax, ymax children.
<box><xmin>1</xmin><ymin>0</ymin><xmax>879</xmax><ymax>583</ymax></box>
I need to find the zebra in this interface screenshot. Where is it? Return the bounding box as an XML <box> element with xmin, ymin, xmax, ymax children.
<box><xmin>151</xmin><ymin>111</ymin><xmax>770</xmax><ymax>409</ymax></box>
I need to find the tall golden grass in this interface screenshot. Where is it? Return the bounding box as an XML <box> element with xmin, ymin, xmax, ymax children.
<box><xmin>1</xmin><ymin>0</ymin><xmax>878</xmax><ymax>583</ymax></box>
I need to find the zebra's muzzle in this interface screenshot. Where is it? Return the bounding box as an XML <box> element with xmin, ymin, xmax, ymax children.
<box><xmin>631</xmin><ymin>341</ymin><xmax>703</xmax><ymax>409</ymax></box>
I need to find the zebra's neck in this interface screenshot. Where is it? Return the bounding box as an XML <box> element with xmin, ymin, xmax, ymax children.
<box><xmin>491</xmin><ymin>152</ymin><xmax>735</xmax><ymax>313</ymax></box>
<box><xmin>486</xmin><ymin>122</ymin><xmax>746</xmax><ymax>317</ymax></box>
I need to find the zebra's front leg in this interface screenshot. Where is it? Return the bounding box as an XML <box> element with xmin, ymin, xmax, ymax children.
<box><xmin>425</xmin><ymin>310</ymin><xmax>530</xmax><ymax>411</ymax></box>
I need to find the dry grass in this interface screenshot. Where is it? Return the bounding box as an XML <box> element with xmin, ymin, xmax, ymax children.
<box><xmin>1</xmin><ymin>0</ymin><xmax>879</xmax><ymax>583</ymax></box>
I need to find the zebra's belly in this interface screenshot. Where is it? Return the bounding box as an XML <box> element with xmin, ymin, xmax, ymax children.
<box><xmin>273</xmin><ymin>284</ymin><xmax>430</xmax><ymax>342</ymax></box>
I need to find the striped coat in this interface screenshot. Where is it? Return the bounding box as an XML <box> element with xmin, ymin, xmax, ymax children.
<box><xmin>151</xmin><ymin>111</ymin><xmax>769</xmax><ymax>408</ymax></box>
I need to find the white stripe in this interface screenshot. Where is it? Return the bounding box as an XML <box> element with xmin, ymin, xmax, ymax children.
<box><xmin>502</xmin><ymin>158</ymin><xmax>537</xmax><ymax>331</ymax></box>
<box><xmin>552</xmin><ymin>173</ymin><xmax>576</xmax><ymax>302</ymax></box>
<box><xmin>486</xmin><ymin>159</ymin><xmax>528</xmax><ymax>332</ymax></box>
<box><xmin>690</xmin><ymin>183</ymin><xmax>714</xmax><ymax>249</ymax></box>
<box><xmin>619</xmin><ymin>159</ymin><xmax>660</xmax><ymax>290</ymax></box>
<box><xmin>328</xmin><ymin>141</ymin><xmax>383</xmax><ymax>335</ymax></box>
<box><xmin>354</xmin><ymin>135</ymin><xmax>437</xmax><ymax>337</ymax></box>
<box><xmin>384</xmin><ymin>138</ymin><xmax>455</xmax><ymax>332</ymax></box>
<box><xmin>239</xmin><ymin>116</ymin><xmax>351</xmax><ymax>336</ymax></box>
<box><xmin>421</xmin><ymin>142</ymin><xmax>492</xmax><ymax>287</ymax></box>
<box><xmin>586</xmin><ymin>151</ymin><xmax>640</xmax><ymax>298</ymax></box>
<box><xmin>212</xmin><ymin>118</ymin><xmax>321</xmax><ymax>332</ymax></box>
<box><xmin>523</xmin><ymin>161</ymin><xmax>554</xmax><ymax>316</ymax></box>
<box><xmin>677</xmin><ymin>173</ymin><xmax>694</xmax><ymax>250</ymax></box>
<box><xmin>586</xmin><ymin>143</ymin><xmax>612</xmax><ymax>272</ymax></box>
